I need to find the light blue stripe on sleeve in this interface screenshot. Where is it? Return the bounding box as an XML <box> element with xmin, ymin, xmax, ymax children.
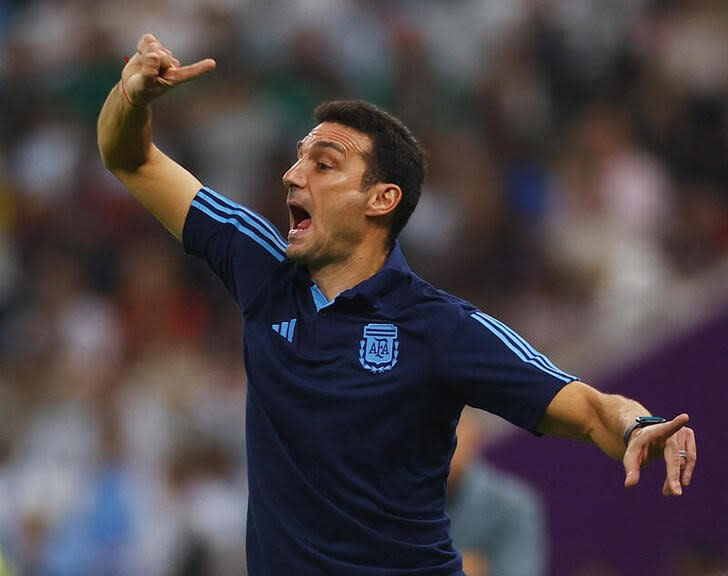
<box><xmin>197</xmin><ymin>190</ymin><xmax>288</xmax><ymax>253</ymax></box>
<box><xmin>480</xmin><ymin>312</ymin><xmax>569</xmax><ymax>374</ymax></box>
<box><xmin>472</xmin><ymin>312</ymin><xmax>559</xmax><ymax>376</ymax></box>
<box><xmin>287</xmin><ymin>318</ymin><xmax>296</xmax><ymax>341</ymax></box>
<box><xmin>476</xmin><ymin>311</ymin><xmax>574</xmax><ymax>377</ymax></box>
<box><xmin>201</xmin><ymin>187</ymin><xmax>288</xmax><ymax>251</ymax></box>
<box><xmin>470</xmin><ymin>313</ymin><xmax>574</xmax><ymax>383</ymax></box>
<box><xmin>191</xmin><ymin>200</ymin><xmax>285</xmax><ymax>262</ymax></box>
<box><xmin>473</xmin><ymin>312</ymin><xmax>576</xmax><ymax>381</ymax></box>
<box><xmin>471</xmin><ymin>313</ymin><xmax>564</xmax><ymax>380</ymax></box>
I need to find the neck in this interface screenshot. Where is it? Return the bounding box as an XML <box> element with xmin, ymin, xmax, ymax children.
<box><xmin>309</xmin><ymin>240</ymin><xmax>391</xmax><ymax>301</ymax></box>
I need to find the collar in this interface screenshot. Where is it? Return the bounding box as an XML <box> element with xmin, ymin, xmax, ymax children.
<box><xmin>293</xmin><ymin>242</ymin><xmax>412</xmax><ymax>312</ymax></box>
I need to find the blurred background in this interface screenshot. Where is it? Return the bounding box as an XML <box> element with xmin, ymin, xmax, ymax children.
<box><xmin>0</xmin><ymin>0</ymin><xmax>726</xmax><ymax>574</ymax></box>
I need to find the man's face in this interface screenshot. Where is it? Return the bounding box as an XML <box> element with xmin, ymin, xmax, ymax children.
<box><xmin>282</xmin><ymin>122</ymin><xmax>375</xmax><ymax>267</ymax></box>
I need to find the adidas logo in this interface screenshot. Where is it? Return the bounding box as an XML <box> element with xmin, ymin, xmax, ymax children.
<box><xmin>272</xmin><ymin>319</ymin><xmax>297</xmax><ymax>343</ymax></box>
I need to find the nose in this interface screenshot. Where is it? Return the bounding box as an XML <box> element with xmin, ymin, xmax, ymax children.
<box><xmin>282</xmin><ymin>158</ymin><xmax>305</xmax><ymax>193</ymax></box>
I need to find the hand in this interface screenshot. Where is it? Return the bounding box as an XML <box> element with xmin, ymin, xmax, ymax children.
<box><xmin>623</xmin><ymin>413</ymin><xmax>696</xmax><ymax>496</ymax></box>
<box><xmin>121</xmin><ymin>33</ymin><xmax>216</xmax><ymax>107</ymax></box>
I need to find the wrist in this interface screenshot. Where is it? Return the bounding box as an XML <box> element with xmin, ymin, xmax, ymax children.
<box><xmin>119</xmin><ymin>77</ymin><xmax>146</xmax><ymax>109</ymax></box>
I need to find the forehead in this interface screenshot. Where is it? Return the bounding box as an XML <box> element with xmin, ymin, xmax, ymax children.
<box><xmin>298</xmin><ymin>122</ymin><xmax>372</xmax><ymax>156</ymax></box>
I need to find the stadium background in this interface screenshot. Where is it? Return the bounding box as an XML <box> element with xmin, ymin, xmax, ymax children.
<box><xmin>0</xmin><ymin>1</ymin><xmax>726</xmax><ymax>574</ymax></box>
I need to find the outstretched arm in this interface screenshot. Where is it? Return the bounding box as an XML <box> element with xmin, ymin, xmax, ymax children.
<box><xmin>97</xmin><ymin>33</ymin><xmax>216</xmax><ymax>239</ymax></box>
<box><xmin>537</xmin><ymin>381</ymin><xmax>696</xmax><ymax>496</ymax></box>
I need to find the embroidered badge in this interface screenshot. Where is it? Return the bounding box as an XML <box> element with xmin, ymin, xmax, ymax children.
<box><xmin>359</xmin><ymin>323</ymin><xmax>399</xmax><ymax>373</ymax></box>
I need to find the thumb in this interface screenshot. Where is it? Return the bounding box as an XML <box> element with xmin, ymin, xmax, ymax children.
<box><xmin>654</xmin><ymin>413</ymin><xmax>689</xmax><ymax>440</ymax></box>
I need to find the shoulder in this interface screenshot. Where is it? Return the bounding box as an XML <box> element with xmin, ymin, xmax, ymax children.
<box><xmin>380</xmin><ymin>275</ymin><xmax>480</xmax><ymax>353</ymax></box>
<box><xmin>402</xmin><ymin>274</ymin><xmax>478</xmax><ymax>321</ymax></box>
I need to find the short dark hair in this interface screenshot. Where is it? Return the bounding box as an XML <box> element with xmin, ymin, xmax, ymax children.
<box><xmin>313</xmin><ymin>100</ymin><xmax>426</xmax><ymax>246</ymax></box>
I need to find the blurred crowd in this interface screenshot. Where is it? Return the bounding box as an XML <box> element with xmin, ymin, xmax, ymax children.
<box><xmin>0</xmin><ymin>0</ymin><xmax>727</xmax><ymax>574</ymax></box>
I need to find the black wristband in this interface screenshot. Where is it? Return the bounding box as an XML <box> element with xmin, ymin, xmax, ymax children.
<box><xmin>624</xmin><ymin>416</ymin><xmax>667</xmax><ymax>446</ymax></box>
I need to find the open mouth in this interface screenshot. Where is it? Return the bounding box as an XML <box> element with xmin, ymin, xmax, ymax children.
<box><xmin>289</xmin><ymin>204</ymin><xmax>312</xmax><ymax>232</ymax></box>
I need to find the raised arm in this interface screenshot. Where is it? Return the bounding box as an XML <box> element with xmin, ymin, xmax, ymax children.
<box><xmin>97</xmin><ymin>33</ymin><xmax>216</xmax><ymax>240</ymax></box>
<box><xmin>537</xmin><ymin>381</ymin><xmax>696</xmax><ymax>496</ymax></box>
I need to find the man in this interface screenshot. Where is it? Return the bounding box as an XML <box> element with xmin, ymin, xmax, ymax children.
<box><xmin>447</xmin><ymin>408</ymin><xmax>546</xmax><ymax>576</ymax></box>
<box><xmin>98</xmin><ymin>34</ymin><xmax>696</xmax><ymax>575</ymax></box>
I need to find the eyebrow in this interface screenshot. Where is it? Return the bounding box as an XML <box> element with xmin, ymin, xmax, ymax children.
<box><xmin>297</xmin><ymin>140</ymin><xmax>347</xmax><ymax>157</ymax></box>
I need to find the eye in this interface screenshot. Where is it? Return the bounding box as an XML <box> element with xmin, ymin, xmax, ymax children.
<box><xmin>317</xmin><ymin>162</ymin><xmax>333</xmax><ymax>171</ymax></box>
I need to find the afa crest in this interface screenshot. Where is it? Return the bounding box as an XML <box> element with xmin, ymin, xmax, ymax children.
<box><xmin>359</xmin><ymin>323</ymin><xmax>399</xmax><ymax>373</ymax></box>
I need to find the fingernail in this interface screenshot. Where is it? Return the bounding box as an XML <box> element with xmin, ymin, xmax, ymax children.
<box><xmin>673</xmin><ymin>483</ymin><xmax>682</xmax><ymax>495</ymax></box>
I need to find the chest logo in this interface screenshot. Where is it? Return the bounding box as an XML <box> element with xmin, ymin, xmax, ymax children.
<box><xmin>272</xmin><ymin>318</ymin><xmax>296</xmax><ymax>342</ymax></box>
<box><xmin>359</xmin><ymin>323</ymin><xmax>399</xmax><ymax>373</ymax></box>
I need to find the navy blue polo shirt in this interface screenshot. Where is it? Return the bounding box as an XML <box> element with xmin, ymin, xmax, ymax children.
<box><xmin>183</xmin><ymin>186</ymin><xmax>576</xmax><ymax>575</ymax></box>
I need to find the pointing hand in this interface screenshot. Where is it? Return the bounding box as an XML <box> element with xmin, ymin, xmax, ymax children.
<box><xmin>121</xmin><ymin>33</ymin><xmax>216</xmax><ymax>107</ymax></box>
<box><xmin>623</xmin><ymin>413</ymin><xmax>696</xmax><ymax>496</ymax></box>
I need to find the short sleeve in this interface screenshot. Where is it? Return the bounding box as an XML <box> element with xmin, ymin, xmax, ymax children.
<box><xmin>182</xmin><ymin>186</ymin><xmax>288</xmax><ymax>311</ymax></box>
<box><xmin>441</xmin><ymin>309</ymin><xmax>577</xmax><ymax>433</ymax></box>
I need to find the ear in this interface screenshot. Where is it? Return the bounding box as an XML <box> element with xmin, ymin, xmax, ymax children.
<box><xmin>365</xmin><ymin>182</ymin><xmax>402</xmax><ymax>218</ymax></box>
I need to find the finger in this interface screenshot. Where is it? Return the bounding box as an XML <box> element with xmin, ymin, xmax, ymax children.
<box><xmin>681</xmin><ymin>428</ymin><xmax>697</xmax><ymax>486</ymax></box>
<box><xmin>137</xmin><ymin>33</ymin><xmax>158</xmax><ymax>54</ymax></box>
<box><xmin>623</xmin><ymin>443</ymin><xmax>646</xmax><ymax>488</ymax></box>
<box><xmin>663</xmin><ymin>438</ymin><xmax>682</xmax><ymax>496</ymax></box>
<box><xmin>653</xmin><ymin>413</ymin><xmax>689</xmax><ymax>440</ymax></box>
<box><xmin>148</xmin><ymin>41</ymin><xmax>177</xmax><ymax>71</ymax></box>
<box><xmin>160</xmin><ymin>46</ymin><xmax>181</xmax><ymax>68</ymax></box>
<box><xmin>155</xmin><ymin>44</ymin><xmax>180</xmax><ymax>68</ymax></box>
<box><xmin>164</xmin><ymin>58</ymin><xmax>217</xmax><ymax>84</ymax></box>
<box><xmin>140</xmin><ymin>49</ymin><xmax>162</xmax><ymax>79</ymax></box>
